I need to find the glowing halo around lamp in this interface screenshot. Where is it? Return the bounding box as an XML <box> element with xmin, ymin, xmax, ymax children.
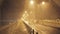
<box><xmin>30</xmin><ymin>0</ymin><xmax>34</xmax><ymax>5</ymax></box>
<box><xmin>42</xmin><ymin>1</ymin><xmax>45</xmax><ymax>5</ymax></box>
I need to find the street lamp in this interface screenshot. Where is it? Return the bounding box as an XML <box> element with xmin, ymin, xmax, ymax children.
<box><xmin>30</xmin><ymin>0</ymin><xmax>34</xmax><ymax>5</ymax></box>
<box><xmin>42</xmin><ymin>1</ymin><xmax>45</xmax><ymax>5</ymax></box>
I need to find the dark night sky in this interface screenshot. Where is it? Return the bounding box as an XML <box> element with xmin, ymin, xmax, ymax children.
<box><xmin>2</xmin><ymin>0</ymin><xmax>25</xmax><ymax>19</ymax></box>
<box><xmin>1</xmin><ymin>0</ymin><xmax>25</xmax><ymax>25</ymax></box>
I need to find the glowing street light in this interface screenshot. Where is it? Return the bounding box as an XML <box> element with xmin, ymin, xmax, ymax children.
<box><xmin>25</xmin><ymin>11</ymin><xmax>27</xmax><ymax>13</ymax></box>
<box><xmin>42</xmin><ymin>1</ymin><xmax>45</xmax><ymax>5</ymax></box>
<box><xmin>30</xmin><ymin>0</ymin><xmax>34</xmax><ymax>5</ymax></box>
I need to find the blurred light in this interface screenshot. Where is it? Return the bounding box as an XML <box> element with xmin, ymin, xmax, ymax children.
<box><xmin>22</xmin><ymin>11</ymin><xmax>28</xmax><ymax>18</ymax></box>
<box><xmin>25</xmin><ymin>11</ymin><xmax>27</xmax><ymax>13</ymax></box>
<box><xmin>21</xmin><ymin>18</ymin><xmax>29</xmax><ymax>24</ymax></box>
<box><xmin>42</xmin><ymin>1</ymin><xmax>45</xmax><ymax>5</ymax></box>
<box><xmin>30</xmin><ymin>0</ymin><xmax>34</xmax><ymax>4</ymax></box>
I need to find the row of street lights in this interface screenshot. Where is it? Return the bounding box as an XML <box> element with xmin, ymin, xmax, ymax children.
<box><xmin>22</xmin><ymin>0</ymin><xmax>46</xmax><ymax>24</ymax></box>
<box><xmin>21</xmin><ymin>0</ymin><xmax>47</xmax><ymax>34</ymax></box>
